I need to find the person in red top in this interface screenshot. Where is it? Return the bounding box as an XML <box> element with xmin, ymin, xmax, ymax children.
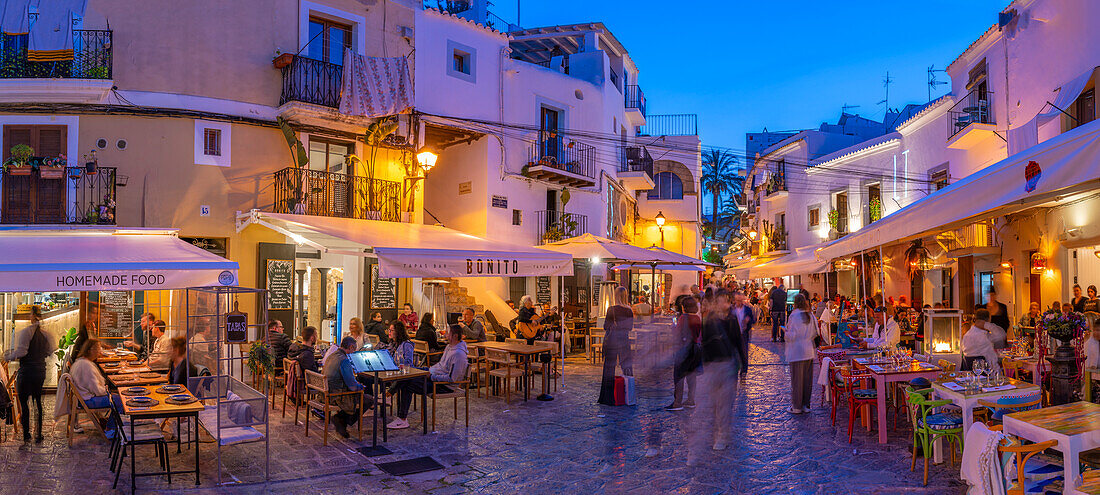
<box><xmin>397</xmin><ymin>303</ymin><xmax>418</xmax><ymax>333</ymax></box>
<box><xmin>667</xmin><ymin>295</ymin><xmax>702</xmax><ymax>411</ymax></box>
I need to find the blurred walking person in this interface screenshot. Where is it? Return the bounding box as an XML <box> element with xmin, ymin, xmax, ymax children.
<box><xmin>769</xmin><ymin>282</ymin><xmax>787</xmax><ymax>342</ymax></box>
<box><xmin>666</xmin><ymin>296</ymin><xmax>702</xmax><ymax>411</ymax></box>
<box><xmin>597</xmin><ymin>287</ymin><xmax>634</xmax><ymax>406</ymax></box>
<box><xmin>784</xmin><ymin>294</ymin><xmax>816</xmax><ymax>414</ymax></box>
<box><xmin>691</xmin><ymin>289</ymin><xmax>744</xmax><ymax>457</ymax></box>
<box><xmin>5</xmin><ymin>306</ymin><xmax>53</xmax><ymax>443</ymax></box>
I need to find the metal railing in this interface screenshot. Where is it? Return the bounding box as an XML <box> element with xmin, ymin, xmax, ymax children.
<box><xmin>948</xmin><ymin>89</ymin><xmax>994</xmax><ymax>139</ymax></box>
<box><xmin>764</xmin><ymin>229</ymin><xmax>788</xmax><ymax>253</ymax></box>
<box><xmin>535</xmin><ymin>210</ymin><xmax>587</xmax><ymax>245</ymax></box>
<box><xmin>272</xmin><ymin>167</ymin><xmax>402</xmax><ymax>222</ymax></box>
<box><xmin>529</xmin><ymin>132</ymin><xmax>596</xmax><ymax>179</ymax></box>
<box><xmin>280</xmin><ymin>55</ymin><xmax>343</xmax><ymax>108</ymax></box>
<box><xmin>625</xmin><ymin>85</ymin><xmax>646</xmax><ymax>116</ymax></box>
<box><xmin>637</xmin><ymin>114</ymin><xmax>698</xmax><ymax>136</ymax></box>
<box><xmin>0</xmin><ymin>30</ymin><xmax>112</xmax><ymax>79</ymax></box>
<box><xmin>618</xmin><ymin>145</ymin><xmax>653</xmax><ymax>175</ymax></box>
<box><xmin>0</xmin><ymin>166</ymin><xmax>116</xmax><ymax>224</ymax></box>
<box><xmin>525</xmin><ymin>56</ymin><xmax>568</xmax><ymax>74</ymax></box>
<box><xmin>941</xmin><ymin>223</ymin><xmax>996</xmax><ymax>251</ymax></box>
<box><xmin>764</xmin><ymin>174</ymin><xmax>786</xmax><ymax>196</ymax></box>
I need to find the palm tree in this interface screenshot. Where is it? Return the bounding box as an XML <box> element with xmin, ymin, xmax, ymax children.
<box><xmin>700</xmin><ymin>149</ymin><xmax>742</xmax><ymax>237</ymax></box>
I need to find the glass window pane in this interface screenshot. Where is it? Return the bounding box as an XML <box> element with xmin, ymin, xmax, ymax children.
<box><xmin>306</xmin><ymin>20</ymin><xmax>324</xmax><ymax>61</ymax></box>
<box><xmin>308</xmin><ymin>139</ymin><xmax>327</xmax><ymax>171</ymax></box>
<box><xmin>327</xmin><ymin>27</ymin><xmax>347</xmax><ymax>65</ymax></box>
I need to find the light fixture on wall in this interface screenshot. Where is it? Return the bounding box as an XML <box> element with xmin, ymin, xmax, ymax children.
<box><xmin>655</xmin><ymin>211</ymin><xmax>666</xmax><ymax>248</ymax></box>
<box><xmin>748</xmin><ymin>229</ymin><xmax>758</xmax><ymax>240</ymax></box>
<box><xmin>416</xmin><ymin>147</ymin><xmax>438</xmax><ymax>172</ymax></box>
<box><xmin>1094</xmin><ymin>250</ymin><xmax>1100</xmax><ymax>260</ymax></box>
<box><xmin>1000</xmin><ymin>259</ymin><xmax>1013</xmax><ymax>269</ymax></box>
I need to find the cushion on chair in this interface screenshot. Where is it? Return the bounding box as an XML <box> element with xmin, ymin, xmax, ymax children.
<box><xmin>916</xmin><ymin>412</ymin><xmax>963</xmax><ymax>431</ymax></box>
<box><xmin>989</xmin><ymin>393</ymin><xmax>1042</xmax><ymax>421</ymax></box>
<box><xmin>853</xmin><ymin>388</ymin><xmax>877</xmax><ymax>399</ymax></box>
<box><xmin>909</xmin><ymin>377</ymin><xmax>931</xmax><ymax>389</ymax></box>
<box><xmin>197</xmin><ymin>405</ymin><xmax>265</xmax><ymax>446</ymax></box>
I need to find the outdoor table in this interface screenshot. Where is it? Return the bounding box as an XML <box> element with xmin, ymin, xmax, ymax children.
<box><xmin>469</xmin><ymin>341</ymin><xmax>553</xmax><ymax>401</ymax></box>
<box><xmin>1082</xmin><ymin>367</ymin><xmax>1099</xmax><ymax>402</ymax></box>
<box><xmin>867</xmin><ymin>361</ymin><xmax>942</xmax><ymax>444</ymax></box>
<box><xmin>359</xmin><ymin>368</ymin><xmax>429</xmax><ymax>447</ymax></box>
<box><xmin>110</xmin><ymin>373</ymin><xmax>168</xmax><ymax>387</ymax></box>
<box><xmin>119</xmin><ymin>387</ymin><xmax>204</xmax><ymax>494</ymax></box>
<box><xmin>1003</xmin><ymin>401</ymin><xmax>1100</xmax><ymax>494</ymax></box>
<box><xmin>851</xmin><ymin>356</ymin><xmax>894</xmax><ymax>369</ymax></box>
<box><xmin>929</xmin><ymin>377</ymin><xmax>1040</xmax><ymax>462</ymax></box>
<box><xmin>96</xmin><ymin>351</ymin><xmax>139</xmax><ymax>363</ymax></box>
<box><xmin>100</xmin><ymin>364</ymin><xmax>152</xmax><ymax>376</ymax></box>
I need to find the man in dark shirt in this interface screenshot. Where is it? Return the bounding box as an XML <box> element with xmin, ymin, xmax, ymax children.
<box><xmin>266</xmin><ymin>319</ymin><xmax>292</xmax><ymax>368</ymax></box>
<box><xmin>769</xmin><ymin>282</ymin><xmax>788</xmax><ymax>342</ymax></box>
<box><xmin>977</xmin><ymin>287</ymin><xmax>1011</xmax><ymax>332</ymax></box>
<box><xmin>288</xmin><ymin>325</ymin><xmax>319</xmax><ymax>373</ymax></box>
<box><xmin>516</xmin><ymin>295</ymin><xmax>540</xmax><ymax>344</ymax></box>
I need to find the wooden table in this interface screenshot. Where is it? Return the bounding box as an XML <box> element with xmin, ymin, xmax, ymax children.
<box><xmin>358</xmin><ymin>368</ymin><xmax>429</xmax><ymax>447</ymax></box>
<box><xmin>867</xmin><ymin>361</ymin><xmax>942</xmax><ymax>444</ymax></box>
<box><xmin>119</xmin><ymin>387</ymin><xmax>204</xmax><ymax>494</ymax></box>
<box><xmin>469</xmin><ymin>341</ymin><xmax>553</xmax><ymax>401</ymax></box>
<box><xmin>930</xmin><ymin>377</ymin><xmax>1039</xmax><ymax>463</ymax></box>
<box><xmin>110</xmin><ymin>373</ymin><xmax>168</xmax><ymax>387</ymax></box>
<box><xmin>100</xmin><ymin>364</ymin><xmax>151</xmax><ymax>376</ymax></box>
<box><xmin>96</xmin><ymin>351</ymin><xmax>139</xmax><ymax>363</ymax></box>
<box><xmin>1004</xmin><ymin>401</ymin><xmax>1100</xmax><ymax>494</ymax></box>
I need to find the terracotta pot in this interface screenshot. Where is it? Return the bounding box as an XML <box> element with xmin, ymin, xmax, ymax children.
<box><xmin>273</xmin><ymin>53</ymin><xmax>295</xmax><ymax>69</ymax></box>
<box><xmin>6</xmin><ymin>165</ymin><xmax>32</xmax><ymax>176</ymax></box>
<box><xmin>39</xmin><ymin>167</ymin><xmax>65</xmax><ymax>179</ymax></box>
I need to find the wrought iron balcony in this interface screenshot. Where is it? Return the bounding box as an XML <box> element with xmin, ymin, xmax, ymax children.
<box><xmin>525</xmin><ymin>132</ymin><xmax>596</xmax><ymax>187</ymax></box>
<box><xmin>636</xmin><ymin>114</ymin><xmax>698</xmax><ymax>136</ymax></box>
<box><xmin>625</xmin><ymin>85</ymin><xmax>646</xmax><ymax>117</ymax></box>
<box><xmin>271</xmin><ymin>167</ymin><xmax>402</xmax><ymax>222</ymax></box>
<box><xmin>948</xmin><ymin>89</ymin><xmax>995</xmax><ymax>140</ymax></box>
<box><xmin>619</xmin><ymin>146</ymin><xmax>653</xmax><ymax>175</ymax></box>
<box><xmin>280</xmin><ymin>55</ymin><xmax>342</xmax><ymax>108</ymax></box>
<box><xmin>763</xmin><ymin>229</ymin><xmax>788</xmax><ymax>254</ymax></box>
<box><xmin>535</xmin><ymin>210</ymin><xmax>587</xmax><ymax>245</ymax></box>
<box><xmin>0</xmin><ymin>30</ymin><xmax>112</xmax><ymax>79</ymax></box>
<box><xmin>764</xmin><ymin>174</ymin><xmax>787</xmax><ymax>197</ymax></box>
<box><xmin>1</xmin><ymin>166</ymin><xmax>117</xmax><ymax>224</ymax></box>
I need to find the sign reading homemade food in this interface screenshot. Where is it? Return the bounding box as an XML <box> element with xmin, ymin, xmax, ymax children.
<box><xmin>370</xmin><ymin>264</ymin><xmax>396</xmax><ymax>309</ymax></box>
<box><xmin>266</xmin><ymin>259</ymin><xmax>294</xmax><ymax>310</ymax></box>
<box><xmin>20</xmin><ymin>270</ymin><xmax>235</xmax><ymax>291</ymax></box>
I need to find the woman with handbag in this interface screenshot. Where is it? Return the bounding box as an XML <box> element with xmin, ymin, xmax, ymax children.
<box><xmin>666</xmin><ymin>296</ymin><xmax>702</xmax><ymax>411</ymax></box>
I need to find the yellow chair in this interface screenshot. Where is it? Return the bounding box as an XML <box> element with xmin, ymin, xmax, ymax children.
<box><xmin>365</xmin><ymin>334</ymin><xmax>380</xmax><ymax>348</ymax></box>
<box><xmin>936</xmin><ymin>359</ymin><xmax>956</xmax><ymax>373</ymax></box>
<box><xmin>303</xmin><ymin>370</ymin><xmax>364</xmax><ymax>445</ymax></box>
<box><xmin>411</xmin><ymin>339</ymin><xmax>442</xmax><ymax>367</ymax></box>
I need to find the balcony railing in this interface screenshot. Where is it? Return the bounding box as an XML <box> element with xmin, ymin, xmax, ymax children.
<box><xmin>280</xmin><ymin>55</ymin><xmax>342</xmax><ymax>108</ymax></box>
<box><xmin>535</xmin><ymin>210</ymin><xmax>587</xmax><ymax>245</ymax></box>
<box><xmin>764</xmin><ymin>229</ymin><xmax>788</xmax><ymax>253</ymax></box>
<box><xmin>619</xmin><ymin>145</ymin><xmax>653</xmax><ymax>175</ymax></box>
<box><xmin>272</xmin><ymin>167</ymin><xmax>402</xmax><ymax>222</ymax></box>
<box><xmin>525</xmin><ymin>56</ymin><xmax>569</xmax><ymax>74</ymax></box>
<box><xmin>637</xmin><ymin>114</ymin><xmax>698</xmax><ymax>136</ymax></box>
<box><xmin>0</xmin><ymin>30</ymin><xmax>112</xmax><ymax>79</ymax></box>
<box><xmin>1</xmin><ymin>166</ymin><xmax>117</xmax><ymax>224</ymax></box>
<box><xmin>940</xmin><ymin>223</ymin><xmax>996</xmax><ymax>251</ymax></box>
<box><xmin>528</xmin><ymin>132</ymin><xmax>596</xmax><ymax>180</ymax></box>
<box><xmin>948</xmin><ymin>89</ymin><xmax>994</xmax><ymax>139</ymax></box>
<box><xmin>625</xmin><ymin>85</ymin><xmax>646</xmax><ymax>116</ymax></box>
<box><xmin>764</xmin><ymin>175</ymin><xmax>786</xmax><ymax>196</ymax></box>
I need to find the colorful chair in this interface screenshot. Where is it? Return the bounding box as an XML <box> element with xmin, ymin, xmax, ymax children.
<box><xmin>987</xmin><ymin>425</ymin><xmax>1062</xmax><ymax>495</ymax></box>
<box><xmin>976</xmin><ymin>391</ymin><xmax>1042</xmax><ymax>424</ymax></box>
<box><xmin>906</xmin><ymin>388</ymin><xmax>963</xmax><ymax>485</ymax></box>
<box><xmin>841</xmin><ymin>367</ymin><xmax>878</xmax><ymax>443</ymax></box>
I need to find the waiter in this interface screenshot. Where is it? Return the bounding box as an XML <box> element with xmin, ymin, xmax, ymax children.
<box><xmin>5</xmin><ymin>306</ymin><xmax>54</xmax><ymax>443</ymax></box>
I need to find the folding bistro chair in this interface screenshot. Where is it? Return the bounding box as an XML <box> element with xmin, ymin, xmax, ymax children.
<box><xmin>61</xmin><ymin>373</ymin><xmax>111</xmax><ymax>446</ymax></box>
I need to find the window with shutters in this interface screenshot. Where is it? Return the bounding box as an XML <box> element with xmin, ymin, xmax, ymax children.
<box><xmin>203</xmin><ymin>128</ymin><xmax>221</xmax><ymax>156</ymax></box>
<box><xmin>2</xmin><ymin>124</ymin><xmax>68</xmax><ymax>223</ymax></box>
<box><xmin>194</xmin><ymin>120</ymin><xmax>231</xmax><ymax>167</ymax></box>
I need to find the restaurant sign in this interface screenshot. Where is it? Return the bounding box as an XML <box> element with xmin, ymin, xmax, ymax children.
<box><xmin>0</xmin><ymin>269</ymin><xmax>238</xmax><ymax>291</ymax></box>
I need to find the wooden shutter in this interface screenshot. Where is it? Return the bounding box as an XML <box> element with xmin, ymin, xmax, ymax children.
<box><xmin>36</xmin><ymin>126</ymin><xmax>65</xmax><ymax>157</ymax></box>
<box><xmin>2</xmin><ymin>124</ymin><xmax>68</xmax><ymax>223</ymax></box>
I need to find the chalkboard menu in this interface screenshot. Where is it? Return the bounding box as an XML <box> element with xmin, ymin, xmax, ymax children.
<box><xmin>370</xmin><ymin>264</ymin><xmax>396</xmax><ymax>309</ymax></box>
<box><xmin>266</xmin><ymin>259</ymin><xmax>294</xmax><ymax>310</ymax></box>
<box><xmin>535</xmin><ymin>276</ymin><xmax>551</xmax><ymax>304</ymax></box>
<box><xmin>226</xmin><ymin>313</ymin><xmax>248</xmax><ymax>343</ymax></box>
<box><xmin>99</xmin><ymin>291</ymin><xmax>134</xmax><ymax>339</ymax></box>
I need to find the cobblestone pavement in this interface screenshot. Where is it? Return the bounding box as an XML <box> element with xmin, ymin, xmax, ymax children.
<box><xmin>0</xmin><ymin>325</ymin><xmax>967</xmax><ymax>494</ymax></box>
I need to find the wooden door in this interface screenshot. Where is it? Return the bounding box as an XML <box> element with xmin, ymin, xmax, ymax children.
<box><xmin>2</xmin><ymin>125</ymin><xmax>67</xmax><ymax>223</ymax></box>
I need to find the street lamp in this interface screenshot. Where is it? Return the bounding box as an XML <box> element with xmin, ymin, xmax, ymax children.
<box><xmin>655</xmin><ymin>211</ymin><xmax>666</xmax><ymax>248</ymax></box>
<box><xmin>416</xmin><ymin>148</ymin><xmax>438</xmax><ymax>173</ymax></box>
<box><xmin>748</xmin><ymin>229</ymin><xmax>758</xmax><ymax>240</ymax></box>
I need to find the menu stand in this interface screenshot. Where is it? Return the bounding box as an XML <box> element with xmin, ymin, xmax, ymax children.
<box><xmin>347</xmin><ymin>350</ymin><xmax>399</xmax><ymax>456</ymax></box>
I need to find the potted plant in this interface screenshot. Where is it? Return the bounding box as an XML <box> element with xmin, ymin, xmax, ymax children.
<box><xmin>868</xmin><ymin>197</ymin><xmax>883</xmax><ymax>222</ymax></box>
<box><xmin>827</xmin><ymin>208</ymin><xmax>840</xmax><ymax>231</ymax></box>
<box><xmin>5</xmin><ymin>144</ymin><xmax>33</xmax><ymax>175</ymax></box>
<box><xmin>54</xmin><ymin>327</ymin><xmax>78</xmax><ymax>371</ymax></box>
<box><xmin>39</xmin><ymin>154</ymin><xmax>67</xmax><ymax>179</ymax></box>
<box><xmin>273</xmin><ymin>51</ymin><xmax>295</xmax><ymax>69</ymax></box>
<box><xmin>247</xmin><ymin>341</ymin><xmax>275</xmax><ymax>388</ymax></box>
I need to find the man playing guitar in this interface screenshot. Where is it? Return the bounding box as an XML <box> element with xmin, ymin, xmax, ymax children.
<box><xmin>515</xmin><ymin>295</ymin><xmax>543</xmax><ymax>344</ymax></box>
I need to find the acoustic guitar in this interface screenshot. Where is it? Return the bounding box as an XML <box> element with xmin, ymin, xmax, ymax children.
<box><xmin>516</xmin><ymin>320</ymin><xmax>543</xmax><ymax>340</ymax></box>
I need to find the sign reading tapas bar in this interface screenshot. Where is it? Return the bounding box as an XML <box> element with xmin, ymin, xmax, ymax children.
<box><xmin>0</xmin><ymin>269</ymin><xmax>238</xmax><ymax>291</ymax></box>
<box><xmin>375</xmin><ymin>251</ymin><xmax>573</xmax><ymax>278</ymax></box>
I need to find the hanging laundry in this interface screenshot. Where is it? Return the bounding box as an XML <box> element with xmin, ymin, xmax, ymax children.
<box><xmin>339</xmin><ymin>48</ymin><xmax>413</xmax><ymax>118</ymax></box>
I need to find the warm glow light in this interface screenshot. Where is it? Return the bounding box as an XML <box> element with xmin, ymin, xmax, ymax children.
<box><xmin>416</xmin><ymin>149</ymin><xmax>438</xmax><ymax>171</ymax></box>
<box><xmin>655</xmin><ymin>211</ymin><xmax>666</xmax><ymax>227</ymax></box>
<box><xmin>748</xmin><ymin>230</ymin><xmax>758</xmax><ymax>240</ymax></box>
<box><xmin>1000</xmin><ymin>261</ymin><xmax>1012</xmax><ymax>269</ymax></box>
<box><xmin>590</xmin><ymin>256</ymin><xmax>600</xmax><ymax>265</ymax></box>
<box><xmin>1094</xmin><ymin>250</ymin><xmax>1100</xmax><ymax>260</ymax></box>
<box><xmin>932</xmin><ymin>341</ymin><xmax>951</xmax><ymax>353</ymax></box>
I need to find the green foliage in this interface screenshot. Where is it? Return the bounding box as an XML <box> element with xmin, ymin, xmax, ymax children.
<box><xmin>703</xmin><ymin>249</ymin><xmax>724</xmax><ymax>266</ymax></box>
<box><xmin>868</xmin><ymin>197</ymin><xmax>883</xmax><ymax>222</ymax></box>
<box><xmin>88</xmin><ymin>66</ymin><xmax>109</xmax><ymax>79</ymax></box>
<box><xmin>10</xmin><ymin>144</ymin><xmax>32</xmax><ymax>165</ymax></box>
<box><xmin>55</xmin><ymin>327</ymin><xmax>78</xmax><ymax>362</ymax></box>
<box><xmin>247</xmin><ymin>341</ymin><xmax>274</xmax><ymax>378</ymax></box>
<box><xmin>701</xmin><ymin>150</ymin><xmax>744</xmax><ymax>242</ymax></box>
<box><xmin>277</xmin><ymin>117</ymin><xmax>309</xmax><ymax>170</ymax></box>
<box><xmin>828</xmin><ymin>209</ymin><xmax>840</xmax><ymax>231</ymax></box>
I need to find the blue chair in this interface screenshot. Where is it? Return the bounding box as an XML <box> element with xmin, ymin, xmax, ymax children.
<box><xmin>977</xmin><ymin>392</ymin><xmax>1042</xmax><ymax>423</ymax></box>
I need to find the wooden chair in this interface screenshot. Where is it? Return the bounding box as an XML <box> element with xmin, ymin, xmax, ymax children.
<box><xmin>906</xmin><ymin>388</ymin><xmax>963</xmax><ymax>485</ymax></box>
<box><xmin>976</xmin><ymin>391</ymin><xmax>1042</xmax><ymax>425</ymax></box>
<box><xmin>589</xmin><ymin>330</ymin><xmax>605</xmax><ymax>362</ymax></box>
<box><xmin>265</xmin><ymin>366</ymin><xmax>286</xmax><ymax>409</ymax></box>
<box><xmin>281</xmin><ymin>358</ymin><xmax>304</xmax><ymax>425</ymax></box>
<box><xmin>937</xmin><ymin>359</ymin><xmax>956</xmax><ymax>373</ymax></box>
<box><xmin>827</xmin><ymin>363</ymin><xmax>849</xmax><ymax>425</ymax></box>
<box><xmin>467</xmin><ymin>349</ymin><xmax>487</xmax><ymax>398</ymax></box>
<box><xmin>61</xmin><ymin>374</ymin><xmax>110</xmax><ymax>446</ymax></box>
<box><xmin>235</xmin><ymin>341</ymin><xmax>260</xmax><ymax>385</ymax></box>
<box><xmin>987</xmin><ymin>425</ymin><xmax>1061</xmax><ymax>495</ymax></box>
<box><xmin>108</xmin><ymin>406</ymin><xmax>169</xmax><ymax>490</ymax></box>
<box><xmin>840</xmin><ymin>367</ymin><xmax>878</xmax><ymax>443</ymax></box>
<box><xmin>486</xmin><ymin>349</ymin><xmax>524</xmax><ymax>404</ymax></box>
<box><xmin>303</xmin><ymin>370</ymin><xmax>363</xmax><ymax>445</ymax></box>
<box><xmin>431</xmin><ymin>362</ymin><xmax>471</xmax><ymax>431</ymax></box>
<box><xmin>411</xmin><ymin>339</ymin><xmax>442</xmax><ymax>367</ymax></box>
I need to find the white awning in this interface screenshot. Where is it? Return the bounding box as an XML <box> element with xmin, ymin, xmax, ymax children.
<box><xmin>0</xmin><ymin>227</ymin><xmax>238</xmax><ymax>291</ymax></box>
<box><xmin>728</xmin><ymin>257</ymin><xmax>774</xmax><ymax>280</ymax></box>
<box><xmin>750</xmin><ymin>244</ymin><xmax>829</xmax><ymax>279</ymax></box>
<box><xmin>238</xmin><ymin>211</ymin><xmax>573</xmax><ymax>278</ymax></box>
<box><xmin>610</xmin><ymin>263</ymin><xmax>705</xmax><ymax>272</ymax></box>
<box><xmin>818</xmin><ymin>117</ymin><xmax>1100</xmax><ymax>261</ymax></box>
<box><xmin>538</xmin><ymin>233</ymin><xmax>665</xmax><ymax>263</ymax></box>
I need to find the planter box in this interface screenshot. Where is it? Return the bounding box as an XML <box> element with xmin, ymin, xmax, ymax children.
<box><xmin>6</xmin><ymin>166</ymin><xmax>32</xmax><ymax>176</ymax></box>
<box><xmin>273</xmin><ymin>53</ymin><xmax>295</xmax><ymax>69</ymax></box>
<box><xmin>39</xmin><ymin>167</ymin><xmax>65</xmax><ymax>179</ymax></box>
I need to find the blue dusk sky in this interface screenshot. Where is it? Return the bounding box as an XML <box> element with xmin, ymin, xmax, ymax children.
<box><xmin>495</xmin><ymin>1</ymin><xmax>1009</xmax><ymax>175</ymax></box>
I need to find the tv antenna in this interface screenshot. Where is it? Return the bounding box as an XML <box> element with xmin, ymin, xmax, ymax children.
<box><xmin>841</xmin><ymin>103</ymin><xmax>860</xmax><ymax>115</ymax></box>
<box><xmin>878</xmin><ymin>71</ymin><xmax>894</xmax><ymax>111</ymax></box>
<box><xmin>927</xmin><ymin>64</ymin><xmax>948</xmax><ymax>101</ymax></box>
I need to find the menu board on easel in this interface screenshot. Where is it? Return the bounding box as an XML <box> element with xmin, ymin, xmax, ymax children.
<box><xmin>536</xmin><ymin>276</ymin><xmax>551</xmax><ymax>304</ymax></box>
<box><xmin>370</xmin><ymin>264</ymin><xmax>396</xmax><ymax>310</ymax></box>
<box><xmin>266</xmin><ymin>259</ymin><xmax>294</xmax><ymax>311</ymax></box>
<box><xmin>98</xmin><ymin>291</ymin><xmax>134</xmax><ymax>339</ymax></box>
